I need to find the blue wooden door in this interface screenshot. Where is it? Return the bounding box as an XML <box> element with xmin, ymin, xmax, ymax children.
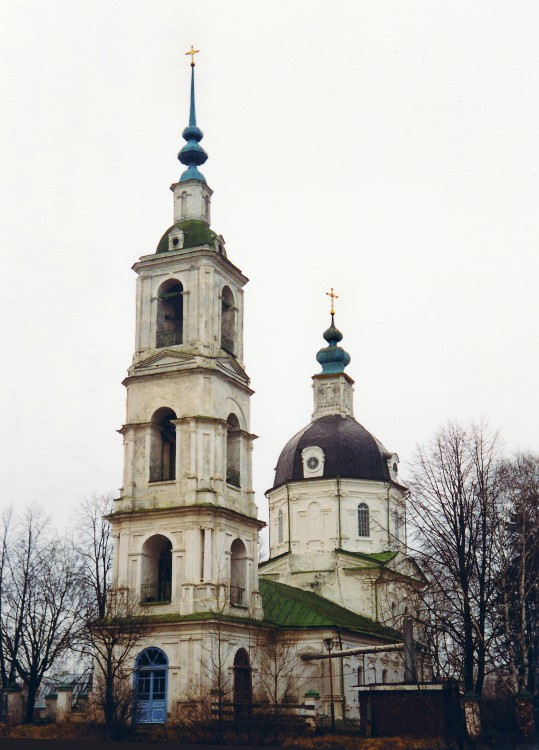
<box><xmin>135</xmin><ymin>648</ymin><xmax>168</xmax><ymax>724</ymax></box>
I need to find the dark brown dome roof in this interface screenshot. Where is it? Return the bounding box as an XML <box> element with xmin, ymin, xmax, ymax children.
<box><xmin>273</xmin><ymin>415</ymin><xmax>391</xmax><ymax>489</ymax></box>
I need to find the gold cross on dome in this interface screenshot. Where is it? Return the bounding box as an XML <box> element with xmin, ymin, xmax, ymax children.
<box><xmin>185</xmin><ymin>45</ymin><xmax>200</xmax><ymax>66</ymax></box>
<box><xmin>326</xmin><ymin>288</ymin><xmax>338</xmax><ymax>316</ymax></box>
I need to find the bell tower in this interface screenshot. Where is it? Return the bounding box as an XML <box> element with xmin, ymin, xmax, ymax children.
<box><xmin>110</xmin><ymin>53</ymin><xmax>263</xmax><ymax>620</ymax></box>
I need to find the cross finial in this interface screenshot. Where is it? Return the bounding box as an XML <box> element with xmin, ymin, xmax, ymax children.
<box><xmin>185</xmin><ymin>45</ymin><xmax>200</xmax><ymax>67</ymax></box>
<box><xmin>326</xmin><ymin>288</ymin><xmax>338</xmax><ymax>316</ymax></box>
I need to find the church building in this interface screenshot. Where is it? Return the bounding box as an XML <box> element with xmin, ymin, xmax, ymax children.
<box><xmin>108</xmin><ymin>51</ymin><xmax>427</xmax><ymax>725</ymax></box>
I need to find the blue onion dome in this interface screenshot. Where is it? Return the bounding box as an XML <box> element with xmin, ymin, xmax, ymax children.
<box><xmin>316</xmin><ymin>315</ymin><xmax>351</xmax><ymax>374</ymax></box>
<box><xmin>178</xmin><ymin>64</ymin><xmax>208</xmax><ymax>182</ymax></box>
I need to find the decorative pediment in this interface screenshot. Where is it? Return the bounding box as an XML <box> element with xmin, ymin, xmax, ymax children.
<box><xmin>215</xmin><ymin>357</ymin><xmax>249</xmax><ymax>383</ymax></box>
<box><xmin>133</xmin><ymin>349</ymin><xmax>197</xmax><ymax>372</ymax></box>
<box><xmin>258</xmin><ymin>552</ymin><xmax>291</xmax><ymax>577</ymax></box>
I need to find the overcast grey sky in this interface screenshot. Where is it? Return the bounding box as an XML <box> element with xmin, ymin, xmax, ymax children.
<box><xmin>1</xmin><ymin>1</ymin><xmax>538</xmax><ymax>529</ymax></box>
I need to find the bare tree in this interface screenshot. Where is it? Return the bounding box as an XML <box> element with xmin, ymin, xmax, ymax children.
<box><xmin>0</xmin><ymin>507</ymin><xmax>16</xmax><ymax>689</ymax></box>
<box><xmin>255</xmin><ymin>628</ymin><xmax>303</xmax><ymax>742</ymax></box>
<box><xmin>76</xmin><ymin>494</ymin><xmax>114</xmax><ymax>620</ymax></box>
<box><xmin>495</xmin><ymin>454</ymin><xmax>539</xmax><ymax>695</ymax></box>
<box><xmin>2</xmin><ymin>507</ymin><xmax>85</xmax><ymax>721</ymax></box>
<box><xmin>84</xmin><ymin>586</ymin><xmax>149</xmax><ymax>738</ymax></box>
<box><xmin>408</xmin><ymin>422</ymin><xmax>500</xmax><ymax>696</ymax></box>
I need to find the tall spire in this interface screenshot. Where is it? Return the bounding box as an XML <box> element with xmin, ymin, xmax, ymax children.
<box><xmin>178</xmin><ymin>46</ymin><xmax>208</xmax><ymax>183</ymax></box>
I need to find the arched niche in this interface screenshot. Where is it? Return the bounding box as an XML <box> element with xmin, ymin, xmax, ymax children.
<box><xmin>226</xmin><ymin>413</ymin><xmax>241</xmax><ymax>487</ymax></box>
<box><xmin>230</xmin><ymin>538</ymin><xmax>247</xmax><ymax>606</ymax></box>
<box><xmin>156</xmin><ymin>279</ymin><xmax>183</xmax><ymax>348</ymax></box>
<box><xmin>149</xmin><ymin>407</ymin><xmax>177</xmax><ymax>483</ymax></box>
<box><xmin>307</xmin><ymin>502</ymin><xmax>321</xmax><ymax>541</ymax></box>
<box><xmin>221</xmin><ymin>286</ymin><xmax>236</xmax><ymax>355</ymax></box>
<box><xmin>141</xmin><ymin>534</ymin><xmax>172</xmax><ymax>603</ymax></box>
<box><xmin>277</xmin><ymin>508</ymin><xmax>284</xmax><ymax>544</ymax></box>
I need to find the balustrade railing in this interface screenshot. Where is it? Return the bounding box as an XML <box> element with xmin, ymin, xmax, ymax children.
<box><xmin>140</xmin><ymin>581</ymin><xmax>171</xmax><ymax>603</ymax></box>
<box><xmin>226</xmin><ymin>469</ymin><xmax>241</xmax><ymax>488</ymax></box>
<box><xmin>149</xmin><ymin>465</ymin><xmax>175</xmax><ymax>483</ymax></box>
<box><xmin>156</xmin><ymin>330</ymin><xmax>182</xmax><ymax>348</ymax></box>
<box><xmin>221</xmin><ymin>336</ymin><xmax>235</xmax><ymax>355</ymax></box>
<box><xmin>230</xmin><ymin>586</ymin><xmax>245</xmax><ymax>606</ymax></box>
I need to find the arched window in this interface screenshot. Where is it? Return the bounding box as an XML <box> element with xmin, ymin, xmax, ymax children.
<box><xmin>358</xmin><ymin>503</ymin><xmax>370</xmax><ymax>537</ymax></box>
<box><xmin>230</xmin><ymin>538</ymin><xmax>247</xmax><ymax>606</ymax></box>
<box><xmin>149</xmin><ymin>408</ymin><xmax>176</xmax><ymax>483</ymax></box>
<box><xmin>277</xmin><ymin>508</ymin><xmax>284</xmax><ymax>544</ymax></box>
<box><xmin>226</xmin><ymin>413</ymin><xmax>241</xmax><ymax>487</ymax></box>
<box><xmin>233</xmin><ymin>649</ymin><xmax>252</xmax><ymax>720</ymax></box>
<box><xmin>141</xmin><ymin>535</ymin><xmax>172</xmax><ymax>603</ymax></box>
<box><xmin>382</xmin><ymin>669</ymin><xmax>388</xmax><ymax>684</ymax></box>
<box><xmin>156</xmin><ymin>280</ymin><xmax>183</xmax><ymax>348</ymax></box>
<box><xmin>135</xmin><ymin>648</ymin><xmax>168</xmax><ymax>724</ymax></box>
<box><xmin>221</xmin><ymin>286</ymin><xmax>236</xmax><ymax>355</ymax></box>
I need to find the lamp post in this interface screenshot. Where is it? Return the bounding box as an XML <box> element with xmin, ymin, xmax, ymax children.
<box><xmin>323</xmin><ymin>637</ymin><xmax>336</xmax><ymax>733</ymax></box>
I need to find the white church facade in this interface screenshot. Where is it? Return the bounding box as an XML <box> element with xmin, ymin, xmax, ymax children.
<box><xmin>108</xmin><ymin>54</ymin><xmax>428</xmax><ymax>725</ymax></box>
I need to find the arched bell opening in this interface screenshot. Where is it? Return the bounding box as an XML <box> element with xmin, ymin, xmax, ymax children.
<box><xmin>226</xmin><ymin>413</ymin><xmax>241</xmax><ymax>487</ymax></box>
<box><xmin>149</xmin><ymin>407</ymin><xmax>177</xmax><ymax>483</ymax></box>
<box><xmin>156</xmin><ymin>280</ymin><xmax>183</xmax><ymax>348</ymax></box>
<box><xmin>233</xmin><ymin>648</ymin><xmax>252</xmax><ymax>721</ymax></box>
<box><xmin>221</xmin><ymin>286</ymin><xmax>236</xmax><ymax>355</ymax></box>
<box><xmin>140</xmin><ymin>535</ymin><xmax>172</xmax><ymax>604</ymax></box>
<box><xmin>135</xmin><ymin>648</ymin><xmax>168</xmax><ymax>724</ymax></box>
<box><xmin>230</xmin><ymin>538</ymin><xmax>247</xmax><ymax>607</ymax></box>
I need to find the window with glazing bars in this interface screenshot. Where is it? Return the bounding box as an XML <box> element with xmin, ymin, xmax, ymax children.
<box><xmin>358</xmin><ymin>503</ymin><xmax>370</xmax><ymax>537</ymax></box>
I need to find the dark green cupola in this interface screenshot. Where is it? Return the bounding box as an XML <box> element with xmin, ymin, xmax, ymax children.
<box><xmin>316</xmin><ymin>315</ymin><xmax>351</xmax><ymax>374</ymax></box>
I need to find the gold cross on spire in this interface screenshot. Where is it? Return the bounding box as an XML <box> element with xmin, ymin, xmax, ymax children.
<box><xmin>326</xmin><ymin>288</ymin><xmax>338</xmax><ymax>316</ymax></box>
<box><xmin>185</xmin><ymin>45</ymin><xmax>200</xmax><ymax>66</ymax></box>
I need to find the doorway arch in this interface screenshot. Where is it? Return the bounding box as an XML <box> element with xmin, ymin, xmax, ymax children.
<box><xmin>233</xmin><ymin>648</ymin><xmax>252</xmax><ymax>720</ymax></box>
<box><xmin>135</xmin><ymin>647</ymin><xmax>168</xmax><ymax>724</ymax></box>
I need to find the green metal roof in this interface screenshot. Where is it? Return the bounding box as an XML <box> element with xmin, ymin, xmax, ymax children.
<box><xmin>336</xmin><ymin>548</ymin><xmax>399</xmax><ymax>565</ymax></box>
<box><xmin>260</xmin><ymin>549</ymin><xmax>398</xmax><ymax>570</ymax></box>
<box><xmin>156</xmin><ymin>219</ymin><xmax>216</xmax><ymax>254</ymax></box>
<box><xmin>259</xmin><ymin>579</ymin><xmax>400</xmax><ymax>641</ymax></box>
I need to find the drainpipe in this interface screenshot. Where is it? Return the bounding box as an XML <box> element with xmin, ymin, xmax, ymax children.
<box><xmin>265</xmin><ymin>490</ymin><xmax>271</xmax><ymax>555</ymax></box>
<box><xmin>286</xmin><ymin>484</ymin><xmax>292</xmax><ymax>554</ymax></box>
<box><xmin>337</xmin><ymin>630</ymin><xmax>346</xmax><ymax>721</ymax></box>
<box><xmin>373</xmin><ymin>569</ymin><xmax>386</xmax><ymax>623</ymax></box>
<box><xmin>337</xmin><ymin>477</ymin><xmax>342</xmax><ymax>549</ymax></box>
<box><xmin>403</xmin><ymin>488</ymin><xmax>409</xmax><ymax>547</ymax></box>
<box><xmin>386</xmin><ymin>487</ymin><xmax>391</xmax><ymax>546</ymax></box>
